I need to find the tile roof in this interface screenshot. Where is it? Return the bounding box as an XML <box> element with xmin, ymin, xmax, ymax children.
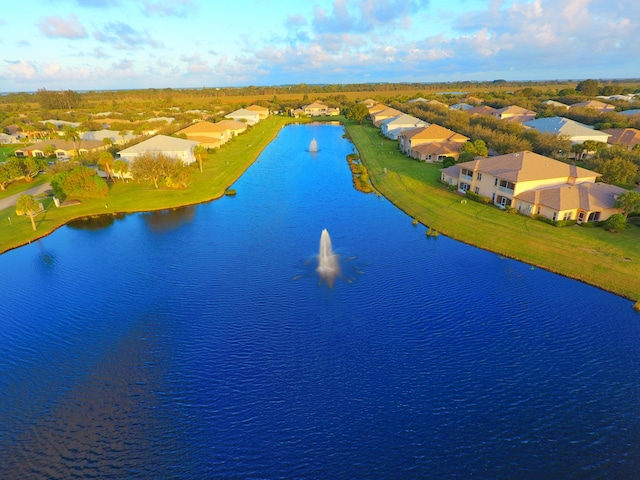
<box><xmin>516</xmin><ymin>182</ymin><xmax>627</xmax><ymax>211</ymax></box>
<box><xmin>523</xmin><ymin>117</ymin><xmax>610</xmax><ymax>140</ymax></box>
<box><xmin>457</xmin><ymin>151</ymin><xmax>600</xmax><ymax>183</ymax></box>
<box><xmin>400</xmin><ymin>124</ymin><xmax>468</xmax><ymax>142</ymax></box>
<box><xmin>602</xmin><ymin>128</ymin><xmax>640</xmax><ymax>149</ymax></box>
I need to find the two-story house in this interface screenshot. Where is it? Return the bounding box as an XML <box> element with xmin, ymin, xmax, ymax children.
<box><xmin>440</xmin><ymin>151</ymin><xmax>626</xmax><ymax>223</ymax></box>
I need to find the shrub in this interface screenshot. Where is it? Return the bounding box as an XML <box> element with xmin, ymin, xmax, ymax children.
<box><xmin>603</xmin><ymin>214</ymin><xmax>627</xmax><ymax>232</ymax></box>
<box><xmin>533</xmin><ymin>214</ymin><xmax>554</xmax><ymax>225</ymax></box>
<box><xmin>464</xmin><ymin>190</ymin><xmax>490</xmax><ymax>204</ymax></box>
<box><xmin>553</xmin><ymin>219</ymin><xmax>578</xmax><ymax>227</ymax></box>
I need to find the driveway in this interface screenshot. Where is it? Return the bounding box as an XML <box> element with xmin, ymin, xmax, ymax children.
<box><xmin>0</xmin><ymin>182</ymin><xmax>51</xmax><ymax>211</ymax></box>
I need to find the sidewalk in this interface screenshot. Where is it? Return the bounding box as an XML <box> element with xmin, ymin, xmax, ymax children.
<box><xmin>0</xmin><ymin>182</ymin><xmax>51</xmax><ymax>211</ymax></box>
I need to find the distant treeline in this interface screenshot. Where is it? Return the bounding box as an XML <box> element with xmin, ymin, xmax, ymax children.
<box><xmin>2</xmin><ymin>79</ymin><xmax>639</xmax><ymax>107</ymax></box>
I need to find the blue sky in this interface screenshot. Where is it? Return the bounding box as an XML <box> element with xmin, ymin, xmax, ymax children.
<box><xmin>1</xmin><ymin>0</ymin><xmax>638</xmax><ymax>92</ymax></box>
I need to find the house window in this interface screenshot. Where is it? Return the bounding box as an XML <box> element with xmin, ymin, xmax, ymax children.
<box><xmin>499</xmin><ymin>180</ymin><xmax>515</xmax><ymax>192</ymax></box>
<box><xmin>460</xmin><ymin>183</ymin><xmax>470</xmax><ymax>192</ymax></box>
<box><xmin>552</xmin><ymin>212</ymin><xmax>557</xmax><ymax>221</ymax></box>
<box><xmin>477</xmin><ymin>172</ymin><xmax>482</xmax><ymax>180</ymax></box>
<box><xmin>496</xmin><ymin>195</ymin><xmax>512</xmax><ymax>207</ymax></box>
<box><xmin>494</xmin><ymin>178</ymin><xmax>498</xmax><ymax>186</ymax></box>
<box><xmin>474</xmin><ymin>187</ymin><xmax>480</xmax><ymax>194</ymax></box>
<box><xmin>587</xmin><ymin>212</ymin><xmax>601</xmax><ymax>222</ymax></box>
<box><xmin>563</xmin><ymin>212</ymin><xmax>572</xmax><ymax>221</ymax></box>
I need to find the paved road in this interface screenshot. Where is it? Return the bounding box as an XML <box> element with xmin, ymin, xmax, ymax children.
<box><xmin>0</xmin><ymin>182</ymin><xmax>51</xmax><ymax>211</ymax></box>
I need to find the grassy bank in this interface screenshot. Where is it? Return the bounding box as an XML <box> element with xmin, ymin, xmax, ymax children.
<box><xmin>345</xmin><ymin>120</ymin><xmax>640</xmax><ymax>302</ymax></box>
<box><xmin>0</xmin><ymin>115</ymin><xmax>299</xmax><ymax>255</ymax></box>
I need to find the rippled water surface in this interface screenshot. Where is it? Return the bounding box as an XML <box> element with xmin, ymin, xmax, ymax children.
<box><xmin>1</xmin><ymin>124</ymin><xmax>639</xmax><ymax>478</ymax></box>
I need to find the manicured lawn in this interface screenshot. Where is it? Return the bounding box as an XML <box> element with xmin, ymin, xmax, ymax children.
<box><xmin>0</xmin><ymin>115</ymin><xmax>301</xmax><ymax>254</ymax></box>
<box><xmin>345</xmin><ymin>120</ymin><xmax>640</xmax><ymax>302</ymax></box>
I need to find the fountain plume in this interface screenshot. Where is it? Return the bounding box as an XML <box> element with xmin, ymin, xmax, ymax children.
<box><xmin>317</xmin><ymin>229</ymin><xmax>340</xmax><ymax>287</ymax></box>
<box><xmin>309</xmin><ymin>138</ymin><xmax>318</xmax><ymax>153</ymax></box>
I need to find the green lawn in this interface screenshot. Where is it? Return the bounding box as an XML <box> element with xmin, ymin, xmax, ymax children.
<box><xmin>344</xmin><ymin>120</ymin><xmax>640</xmax><ymax>303</ymax></box>
<box><xmin>0</xmin><ymin>115</ymin><xmax>300</xmax><ymax>254</ymax></box>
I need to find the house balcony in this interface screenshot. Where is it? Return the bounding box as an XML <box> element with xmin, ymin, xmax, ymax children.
<box><xmin>498</xmin><ymin>186</ymin><xmax>514</xmax><ymax>194</ymax></box>
<box><xmin>461</xmin><ymin>174</ymin><xmax>473</xmax><ymax>181</ymax></box>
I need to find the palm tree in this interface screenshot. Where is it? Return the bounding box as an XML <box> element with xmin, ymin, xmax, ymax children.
<box><xmin>193</xmin><ymin>145</ymin><xmax>207</xmax><ymax>173</ymax></box>
<box><xmin>16</xmin><ymin>194</ymin><xmax>41</xmax><ymax>231</ymax></box>
<box><xmin>113</xmin><ymin>158</ymin><xmax>130</xmax><ymax>182</ymax></box>
<box><xmin>63</xmin><ymin>125</ymin><xmax>80</xmax><ymax>158</ymax></box>
<box><xmin>98</xmin><ymin>151</ymin><xmax>115</xmax><ymax>181</ymax></box>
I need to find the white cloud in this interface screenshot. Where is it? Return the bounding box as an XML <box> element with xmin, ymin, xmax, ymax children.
<box><xmin>38</xmin><ymin>14</ymin><xmax>88</xmax><ymax>39</ymax></box>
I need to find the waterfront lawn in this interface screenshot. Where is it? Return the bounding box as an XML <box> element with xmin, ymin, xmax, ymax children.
<box><xmin>0</xmin><ymin>115</ymin><xmax>299</xmax><ymax>254</ymax></box>
<box><xmin>345</xmin><ymin>120</ymin><xmax>640</xmax><ymax>302</ymax></box>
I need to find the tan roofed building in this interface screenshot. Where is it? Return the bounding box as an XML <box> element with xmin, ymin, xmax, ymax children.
<box><xmin>440</xmin><ymin>151</ymin><xmax>624</xmax><ymax>223</ymax></box>
<box><xmin>602</xmin><ymin>128</ymin><xmax>640</xmax><ymax>150</ymax></box>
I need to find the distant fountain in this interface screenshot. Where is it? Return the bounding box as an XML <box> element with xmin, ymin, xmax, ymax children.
<box><xmin>309</xmin><ymin>138</ymin><xmax>319</xmax><ymax>153</ymax></box>
<box><xmin>317</xmin><ymin>229</ymin><xmax>340</xmax><ymax>287</ymax></box>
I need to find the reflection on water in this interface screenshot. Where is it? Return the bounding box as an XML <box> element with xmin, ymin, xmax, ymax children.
<box><xmin>68</xmin><ymin>213</ymin><xmax>127</xmax><ymax>231</ymax></box>
<box><xmin>141</xmin><ymin>206</ymin><xmax>196</xmax><ymax>232</ymax></box>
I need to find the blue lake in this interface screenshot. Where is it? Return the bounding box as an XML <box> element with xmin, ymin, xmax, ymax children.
<box><xmin>0</xmin><ymin>123</ymin><xmax>639</xmax><ymax>478</ymax></box>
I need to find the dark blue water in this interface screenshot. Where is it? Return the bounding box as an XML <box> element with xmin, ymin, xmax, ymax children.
<box><xmin>1</xmin><ymin>124</ymin><xmax>639</xmax><ymax>479</ymax></box>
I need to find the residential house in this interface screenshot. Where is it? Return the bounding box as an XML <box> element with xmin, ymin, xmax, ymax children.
<box><xmin>371</xmin><ymin>107</ymin><xmax>403</xmax><ymax>126</ymax></box>
<box><xmin>523</xmin><ymin>117</ymin><xmax>610</xmax><ymax>145</ymax></box>
<box><xmin>81</xmin><ymin>129</ymin><xmax>135</xmax><ymax>145</ymax></box>
<box><xmin>224</xmin><ymin>109</ymin><xmax>260</xmax><ymax>126</ymax></box>
<box><xmin>176</xmin><ymin>121</ymin><xmax>234</xmax><ymax>148</ymax></box>
<box><xmin>490</xmin><ymin>105</ymin><xmax>536</xmax><ymax>123</ymax></box>
<box><xmin>602</xmin><ymin>128</ymin><xmax>640</xmax><ymax>150</ymax></box>
<box><xmin>360</xmin><ymin>99</ymin><xmax>378</xmax><ymax>108</ymax></box>
<box><xmin>40</xmin><ymin>119</ymin><xmax>81</xmax><ymax>129</ymax></box>
<box><xmin>215</xmin><ymin>119</ymin><xmax>248</xmax><ymax>136</ymax></box>
<box><xmin>450</xmin><ymin>103</ymin><xmax>473</xmax><ymax>111</ymax></box>
<box><xmin>380</xmin><ymin>114</ymin><xmax>428</xmax><ymax>140</ymax></box>
<box><xmin>466</xmin><ymin>105</ymin><xmax>497</xmax><ymax>116</ymax></box>
<box><xmin>302</xmin><ymin>101</ymin><xmax>339</xmax><ymax>116</ymax></box>
<box><xmin>15</xmin><ymin>139</ymin><xmax>104</xmax><ymax>160</ymax></box>
<box><xmin>407</xmin><ymin>97</ymin><xmax>429</xmax><ymax>104</ymax></box>
<box><xmin>117</xmin><ymin>135</ymin><xmax>198</xmax><ymax>165</ymax></box>
<box><xmin>569</xmin><ymin>100</ymin><xmax>616</xmax><ymax>113</ymax></box>
<box><xmin>367</xmin><ymin>103</ymin><xmax>389</xmax><ymax>116</ymax></box>
<box><xmin>440</xmin><ymin>151</ymin><xmax>625</xmax><ymax>223</ymax></box>
<box><xmin>245</xmin><ymin>104</ymin><xmax>270</xmax><ymax>119</ymax></box>
<box><xmin>398</xmin><ymin>124</ymin><xmax>469</xmax><ymax>162</ymax></box>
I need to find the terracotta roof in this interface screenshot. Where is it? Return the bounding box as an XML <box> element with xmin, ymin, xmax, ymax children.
<box><xmin>467</xmin><ymin>105</ymin><xmax>496</xmax><ymax>115</ymax></box>
<box><xmin>570</xmin><ymin>100</ymin><xmax>615</xmax><ymax>110</ymax></box>
<box><xmin>367</xmin><ymin>103</ymin><xmax>389</xmax><ymax>114</ymax></box>
<box><xmin>178</xmin><ymin>121</ymin><xmax>230</xmax><ymax>134</ymax></box>
<box><xmin>516</xmin><ymin>182</ymin><xmax>627</xmax><ymax>211</ymax></box>
<box><xmin>400</xmin><ymin>124</ymin><xmax>468</xmax><ymax>142</ymax></box>
<box><xmin>459</xmin><ymin>151</ymin><xmax>600</xmax><ymax>183</ymax></box>
<box><xmin>602</xmin><ymin>128</ymin><xmax>640</xmax><ymax>149</ymax></box>
<box><xmin>493</xmin><ymin>105</ymin><xmax>535</xmax><ymax>116</ymax></box>
<box><xmin>245</xmin><ymin>104</ymin><xmax>269</xmax><ymax>112</ymax></box>
<box><xmin>412</xmin><ymin>141</ymin><xmax>463</xmax><ymax>155</ymax></box>
<box><xmin>215</xmin><ymin>119</ymin><xmax>248</xmax><ymax>130</ymax></box>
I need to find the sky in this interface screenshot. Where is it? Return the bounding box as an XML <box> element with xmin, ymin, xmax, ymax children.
<box><xmin>1</xmin><ymin>0</ymin><xmax>639</xmax><ymax>92</ymax></box>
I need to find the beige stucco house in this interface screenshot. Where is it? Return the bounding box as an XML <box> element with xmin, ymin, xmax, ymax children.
<box><xmin>398</xmin><ymin>124</ymin><xmax>469</xmax><ymax>162</ymax></box>
<box><xmin>440</xmin><ymin>151</ymin><xmax>626</xmax><ymax>223</ymax></box>
<box><xmin>490</xmin><ymin>105</ymin><xmax>536</xmax><ymax>123</ymax></box>
<box><xmin>176</xmin><ymin>121</ymin><xmax>233</xmax><ymax>148</ymax></box>
<box><xmin>302</xmin><ymin>102</ymin><xmax>339</xmax><ymax>116</ymax></box>
<box><xmin>569</xmin><ymin>100</ymin><xmax>616</xmax><ymax>113</ymax></box>
<box><xmin>245</xmin><ymin>104</ymin><xmax>270</xmax><ymax>119</ymax></box>
<box><xmin>15</xmin><ymin>139</ymin><xmax>105</xmax><ymax>160</ymax></box>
